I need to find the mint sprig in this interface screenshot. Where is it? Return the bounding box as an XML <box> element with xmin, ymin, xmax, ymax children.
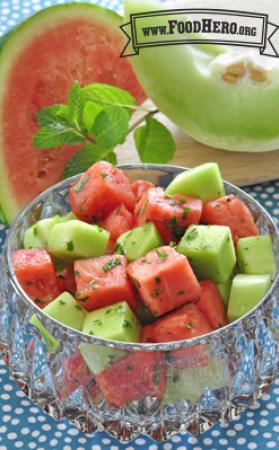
<box><xmin>33</xmin><ymin>81</ymin><xmax>176</xmax><ymax>177</ymax></box>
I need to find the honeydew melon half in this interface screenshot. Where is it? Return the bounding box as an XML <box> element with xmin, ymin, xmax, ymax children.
<box><xmin>0</xmin><ymin>3</ymin><xmax>145</xmax><ymax>223</ymax></box>
<box><xmin>124</xmin><ymin>0</ymin><xmax>279</xmax><ymax>153</ymax></box>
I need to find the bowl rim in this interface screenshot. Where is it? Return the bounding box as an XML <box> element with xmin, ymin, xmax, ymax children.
<box><xmin>4</xmin><ymin>163</ymin><xmax>279</xmax><ymax>351</ymax></box>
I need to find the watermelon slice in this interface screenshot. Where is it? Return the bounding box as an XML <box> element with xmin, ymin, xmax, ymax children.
<box><xmin>0</xmin><ymin>3</ymin><xmax>145</xmax><ymax>223</ymax></box>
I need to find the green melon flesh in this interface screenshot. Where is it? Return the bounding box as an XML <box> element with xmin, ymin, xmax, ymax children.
<box><xmin>115</xmin><ymin>222</ymin><xmax>163</xmax><ymax>261</ymax></box>
<box><xmin>47</xmin><ymin>220</ymin><xmax>109</xmax><ymax>261</ymax></box>
<box><xmin>163</xmin><ymin>358</ymin><xmax>229</xmax><ymax>404</ymax></box>
<box><xmin>30</xmin><ymin>292</ymin><xmax>87</xmax><ymax>352</ymax></box>
<box><xmin>166</xmin><ymin>163</ymin><xmax>225</xmax><ymax>202</ymax></box>
<box><xmin>177</xmin><ymin>225</ymin><xmax>236</xmax><ymax>282</ymax></box>
<box><xmin>0</xmin><ymin>3</ymin><xmax>145</xmax><ymax>223</ymax></box>
<box><xmin>124</xmin><ymin>0</ymin><xmax>279</xmax><ymax>153</ymax></box>
<box><xmin>227</xmin><ymin>274</ymin><xmax>272</xmax><ymax>322</ymax></box>
<box><xmin>80</xmin><ymin>301</ymin><xmax>141</xmax><ymax>374</ymax></box>
<box><xmin>237</xmin><ymin>236</ymin><xmax>276</xmax><ymax>278</ymax></box>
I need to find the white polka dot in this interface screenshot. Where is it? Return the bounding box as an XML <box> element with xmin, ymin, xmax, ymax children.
<box><xmin>237</xmin><ymin>438</ymin><xmax>247</xmax><ymax>445</ymax></box>
<box><xmin>260</xmin><ymin>419</ymin><xmax>269</xmax><ymax>427</ymax></box>
<box><xmin>68</xmin><ymin>428</ymin><xmax>79</xmax><ymax>436</ymax></box>
<box><xmin>171</xmin><ymin>436</ymin><xmax>182</xmax><ymax>443</ymax></box>
<box><xmin>203</xmin><ymin>438</ymin><xmax>212</xmax><ymax>446</ymax></box>
<box><xmin>219</xmin><ymin>439</ymin><xmax>228</xmax><ymax>446</ymax></box>
<box><xmin>135</xmin><ymin>439</ymin><xmax>146</xmax><ymax>445</ymax></box>
<box><xmin>267</xmin><ymin>443</ymin><xmax>277</xmax><ymax>448</ymax></box>
<box><xmin>163</xmin><ymin>444</ymin><xmax>172</xmax><ymax>450</ymax></box>
<box><xmin>188</xmin><ymin>437</ymin><xmax>198</xmax><ymax>444</ymax></box>
<box><xmin>21</xmin><ymin>428</ymin><xmax>30</xmax><ymax>435</ymax></box>
<box><xmin>247</xmin><ymin>444</ymin><xmax>257</xmax><ymax>450</ymax></box>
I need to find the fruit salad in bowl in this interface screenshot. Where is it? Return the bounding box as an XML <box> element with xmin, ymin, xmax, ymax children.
<box><xmin>0</xmin><ymin>162</ymin><xmax>278</xmax><ymax>442</ymax></box>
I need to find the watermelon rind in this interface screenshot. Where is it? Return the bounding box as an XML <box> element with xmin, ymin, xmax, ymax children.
<box><xmin>0</xmin><ymin>3</ymin><xmax>124</xmax><ymax>224</ymax></box>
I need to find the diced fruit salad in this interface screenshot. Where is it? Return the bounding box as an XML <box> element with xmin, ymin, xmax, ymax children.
<box><xmin>12</xmin><ymin>161</ymin><xmax>276</xmax><ymax>405</ymax></box>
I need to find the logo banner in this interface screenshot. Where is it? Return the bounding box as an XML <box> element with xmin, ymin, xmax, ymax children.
<box><xmin>120</xmin><ymin>8</ymin><xmax>279</xmax><ymax>58</ymax></box>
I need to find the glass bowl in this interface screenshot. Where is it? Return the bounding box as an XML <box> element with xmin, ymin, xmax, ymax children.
<box><xmin>0</xmin><ymin>164</ymin><xmax>279</xmax><ymax>443</ymax></box>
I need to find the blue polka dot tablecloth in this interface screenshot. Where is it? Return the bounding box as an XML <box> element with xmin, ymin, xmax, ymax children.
<box><xmin>1</xmin><ymin>1</ymin><xmax>279</xmax><ymax>450</ymax></box>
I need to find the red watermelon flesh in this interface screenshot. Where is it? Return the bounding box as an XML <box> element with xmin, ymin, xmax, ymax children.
<box><xmin>0</xmin><ymin>4</ymin><xmax>146</xmax><ymax>222</ymax></box>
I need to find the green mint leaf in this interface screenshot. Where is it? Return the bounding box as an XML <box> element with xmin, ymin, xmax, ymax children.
<box><xmin>105</xmin><ymin>150</ymin><xmax>117</xmax><ymax>165</ymax></box>
<box><xmin>83</xmin><ymin>101</ymin><xmax>104</xmax><ymax>132</ymax></box>
<box><xmin>68</xmin><ymin>81</ymin><xmax>85</xmax><ymax>126</ymax></box>
<box><xmin>64</xmin><ymin>143</ymin><xmax>118</xmax><ymax>178</ymax></box>
<box><xmin>36</xmin><ymin>105</ymin><xmax>70</xmax><ymax>128</ymax></box>
<box><xmin>92</xmin><ymin>106</ymin><xmax>129</xmax><ymax>150</ymax></box>
<box><xmin>134</xmin><ymin>116</ymin><xmax>176</xmax><ymax>163</ymax></box>
<box><xmin>82</xmin><ymin>83</ymin><xmax>136</xmax><ymax>116</ymax></box>
<box><xmin>33</xmin><ymin>124</ymin><xmax>85</xmax><ymax>149</ymax></box>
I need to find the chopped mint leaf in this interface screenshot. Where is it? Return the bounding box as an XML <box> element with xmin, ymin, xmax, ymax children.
<box><xmin>186</xmin><ymin>228</ymin><xmax>199</xmax><ymax>240</ymax></box>
<box><xmin>67</xmin><ymin>241</ymin><xmax>74</xmax><ymax>252</ymax></box>
<box><xmin>93</xmin><ymin>319</ymin><xmax>103</xmax><ymax>327</ymax></box>
<box><xmin>182</xmin><ymin>207</ymin><xmax>190</xmax><ymax>220</ymax></box>
<box><xmin>122</xmin><ymin>319</ymin><xmax>132</xmax><ymax>329</ymax></box>
<box><xmin>102</xmin><ymin>258</ymin><xmax>121</xmax><ymax>273</ymax></box>
<box><xmin>59</xmin><ymin>299</ymin><xmax>66</xmax><ymax>305</ymax></box>
<box><xmin>156</xmin><ymin>249</ymin><xmax>168</xmax><ymax>261</ymax></box>
<box><xmin>155</xmin><ymin>276</ymin><xmax>161</xmax><ymax>284</ymax></box>
<box><xmin>75</xmin><ymin>174</ymin><xmax>90</xmax><ymax>193</ymax></box>
<box><xmin>186</xmin><ymin>322</ymin><xmax>193</xmax><ymax>330</ymax></box>
<box><xmin>115</xmin><ymin>241</ymin><xmax>126</xmax><ymax>256</ymax></box>
<box><xmin>134</xmin><ymin>116</ymin><xmax>176</xmax><ymax>164</ymax></box>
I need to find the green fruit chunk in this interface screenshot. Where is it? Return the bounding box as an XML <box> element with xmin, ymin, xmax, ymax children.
<box><xmin>217</xmin><ymin>277</ymin><xmax>232</xmax><ymax>307</ymax></box>
<box><xmin>166</xmin><ymin>163</ymin><xmax>225</xmax><ymax>201</ymax></box>
<box><xmin>24</xmin><ymin>215</ymin><xmax>61</xmax><ymax>249</ymax></box>
<box><xmin>82</xmin><ymin>301</ymin><xmax>141</xmax><ymax>342</ymax></box>
<box><xmin>163</xmin><ymin>358</ymin><xmax>229</xmax><ymax>404</ymax></box>
<box><xmin>125</xmin><ymin>0</ymin><xmax>279</xmax><ymax>152</ymax></box>
<box><xmin>24</xmin><ymin>212</ymin><xmax>78</xmax><ymax>249</ymax></box>
<box><xmin>48</xmin><ymin>220</ymin><xmax>109</xmax><ymax>261</ymax></box>
<box><xmin>80</xmin><ymin>301</ymin><xmax>141</xmax><ymax>374</ymax></box>
<box><xmin>115</xmin><ymin>222</ymin><xmax>163</xmax><ymax>261</ymax></box>
<box><xmin>237</xmin><ymin>236</ymin><xmax>276</xmax><ymax>278</ymax></box>
<box><xmin>227</xmin><ymin>274</ymin><xmax>272</xmax><ymax>322</ymax></box>
<box><xmin>30</xmin><ymin>292</ymin><xmax>87</xmax><ymax>352</ymax></box>
<box><xmin>177</xmin><ymin>225</ymin><xmax>236</xmax><ymax>283</ymax></box>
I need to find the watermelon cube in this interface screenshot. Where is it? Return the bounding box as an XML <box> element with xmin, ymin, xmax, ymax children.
<box><xmin>13</xmin><ymin>248</ymin><xmax>60</xmax><ymax>308</ymax></box>
<box><xmin>74</xmin><ymin>255</ymin><xmax>136</xmax><ymax>311</ymax></box>
<box><xmin>131</xmin><ymin>179</ymin><xmax>155</xmax><ymax>202</ymax></box>
<box><xmin>69</xmin><ymin>161</ymin><xmax>135</xmax><ymax>222</ymax></box>
<box><xmin>237</xmin><ymin>235</ymin><xmax>276</xmax><ymax>277</ymax></box>
<box><xmin>95</xmin><ymin>351</ymin><xmax>166</xmax><ymax>407</ymax></box>
<box><xmin>47</xmin><ymin>220</ymin><xmax>109</xmax><ymax>262</ymax></box>
<box><xmin>99</xmin><ymin>203</ymin><xmax>136</xmax><ymax>252</ymax></box>
<box><xmin>228</xmin><ymin>274</ymin><xmax>272</xmax><ymax>323</ymax></box>
<box><xmin>127</xmin><ymin>246</ymin><xmax>201</xmax><ymax>317</ymax></box>
<box><xmin>115</xmin><ymin>222</ymin><xmax>163</xmax><ymax>261</ymax></box>
<box><xmin>152</xmin><ymin>303</ymin><xmax>213</xmax><ymax>342</ymax></box>
<box><xmin>202</xmin><ymin>194</ymin><xmax>258</xmax><ymax>244</ymax></box>
<box><xmin>197</xmin><ymin>280</ymin><xmax>228</xmax><ymax>329</ymax></box>
<box><xmin>165</xmin><ymin>162</ymin><xmax>225</xmax><ymax>201</ymax></box>
<box><xmin>135</xmin><ymin>187</ymin><xmax>202</xmax><ymax>243</ymax></box>
<box><xmin>177</xmin><ymin>225</ymin><xmax>236</xmax><ymax>283</ymax></box>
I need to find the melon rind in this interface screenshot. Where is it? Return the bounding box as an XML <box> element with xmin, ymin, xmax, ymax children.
<box><xmin>0</xmin><ymin>3</ymin><xmax>123</xmax><ymax>224</ymax></box>
<box><xmin>124</xmin><ymin>0</ymin><xmax>279</xmax><ymax>153</ymax></box>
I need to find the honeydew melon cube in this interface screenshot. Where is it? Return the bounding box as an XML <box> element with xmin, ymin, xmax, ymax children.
<box><xmin>30</xmin><ymin>292</ymin><xmax>87</xmax><ymax>352</ymax></box>
<box><xmin>24</xmin><ymin>215</ymin><xmax>61</xmax><ymax>249</ymax></box>
<box><xmin>80</xmin><ymin>301</ymin><xmax>141</xmax><ymax>374</ymax></box>
<box><xmin>227</xmin><ymin>274</ymin><xmax>272</xmax><ymax>323</ymax></box>
<box><xmin>166</xmin><ymin>163</ymin><xmax>225</xmax><ymax>202</ymax></box>
<box><xmin>217</xmin><ymin>277</ymin><xmax>233</xmax><ymax>307</ymax></box>
<box><xmin>237</xmin><ymin>236</ymin><xmax>276</xmax><ymax>278</ymax></box>
<box><xmin>177</xmin><ymin>225</ymin><xmax>236</xmax><ymax>283</ymax></box>
<box><xmin>115</xmin><ymin>222</ymin><xmax>163</xmax><ymax>261</ymax></box>
<box><xmin>47</xmin><ymin>220</ymin><xmax>109</xmax><ymax>261</ymax></box>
